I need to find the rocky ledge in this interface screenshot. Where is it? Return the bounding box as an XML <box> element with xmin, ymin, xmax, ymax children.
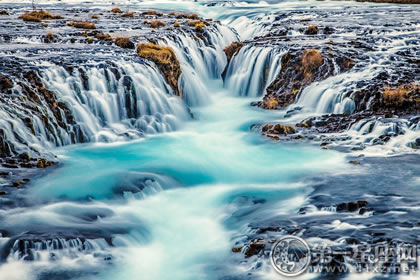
<box><xmin>224</xmin><ymin>6</ymin><xmax>419</xmax><ymax>151</ymax></box>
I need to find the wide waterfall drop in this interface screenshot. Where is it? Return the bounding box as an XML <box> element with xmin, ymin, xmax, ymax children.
<box><xmin>41</xmin><ymin>60</ymin><xmax>190</xmax><ymax>142</ymax></box>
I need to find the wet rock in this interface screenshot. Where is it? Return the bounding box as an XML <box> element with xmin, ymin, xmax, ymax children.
<box><xmin>305</xmin><ymin>25</ymin><xmax>318</xmax><ymax>35</ymax></box>
<box><xmin>136</xmin><ymin>43</ymin><xmax>182</xmax><ymax>97</ymax></box>
<box><xmin>336</xmin><ymin>201</ymin><xmax>368</xmax><ymax>212</ymax></box>
<box><xmin>244</xmin><ymin>242</ymin><xmax>265</xmax><ymax>258</ymax></box>
<box><xmin>36</xmin><ymin>158</ymin><xmax>54</xmax><ymax>168</ymax></box>
<box><xmin>232</xmin><ymin>246</ymin><xmax>242</xmax><ymax>253</ymax></box>
<box><xmin>114</xmin><ymin>37</ymin><xmax>135</xmax><ymax>49</ymax></box>
<box><xmin>2</xmin><ymin>163</ymin><xmax>18</xmax><ymax>168</ymax></box>
<box><xmin>0</xmin><ymin>75</ymin><xmax>13</xmax><ymax>91</ymax></box>
<box><xmin>223</xmin><ymin>42</ymin><xmax>244</xmax><ymax>64</ymax></box>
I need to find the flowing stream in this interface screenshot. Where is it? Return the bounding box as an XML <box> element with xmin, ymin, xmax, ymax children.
<box><xmin>1</xmin><ymin>0</ymin><xmax>419</xmax><ymax>279</ymax></box>
<box><xmin>0</xmin><ymin>77</ymin><xmax>346</xmax><ymax>280</ymax></box>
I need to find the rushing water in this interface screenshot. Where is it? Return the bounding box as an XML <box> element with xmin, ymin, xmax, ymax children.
<box><xmin>0</xmin><ymin>78</ymin><xmax>346</xmax><ymax>280</ymax></box>
<box><xmin>1</xmin><ymin>0</ymin><xmax>419</xmax><ymax>279</ymax></box>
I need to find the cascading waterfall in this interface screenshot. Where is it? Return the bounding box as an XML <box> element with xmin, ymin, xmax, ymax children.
<box><xmin>41</xmin><ymin>60</ymin><xmax>190</xmax><ymax>142</ymax></box>
<box><xmin>0</xmin><ymin>25</ymin><xmax>237</xmax><ymax>157</ymax></box>
<box><xmin>161</xmin><ymin>25</ymin><xmax>238</xmax><ymax>106</ymax></box>
<box><xmin>223</xmin><ymin>45</ymin><xmax>285</xmax><ymax>97</ymax></box>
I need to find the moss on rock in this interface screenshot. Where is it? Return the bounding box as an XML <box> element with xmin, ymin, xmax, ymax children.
<box><xmin>136</xmin><ymin>43</ymin><xmax>182</xmax><ymax>97</ymax></box>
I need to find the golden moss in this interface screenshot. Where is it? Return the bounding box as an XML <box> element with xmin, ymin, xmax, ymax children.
<box><xmin>122</xmin><ymin>11</ymin><xmax>135</xmax><ymax>17</ymax></box>
<box><xmin>115</xmin><ymin>37</ymin><xmax>134</xmax><ymax>49</ymax></box>
<box><xmin>168</xmin><ymin>12</ymin><xmax>176</xmax><ymax>16</ymax></box>
<box><xmin>95</xmin><ymin>32</ymin><xmax>112</xmax><ymax>41</ymax></box>
<box><xmin>0</xmin><ymin>10</ymin><xmax>9</xmax><ymax>16</ymax></box>
<box><xmin>301</xmin><ymin>49</ymin><xmax>323</xmax><ymax>77</ymax></box>
<box><xmin>136</xmin><ymin>43</ymin><xmax>181</xmax><ymax>96</ymax></box>
<box><xmin>137</xmin><ymin>43</ymin><xmax>175</xmax><ymax>64</ymax></box>
<box><xmin>150</xmin><ymin>20</ymin><xmax>166</xmax><ymax>28</ymax></box>
<box><xmin>142</xmin><ymin>10</ymin><xmax>162</xmax><ymax>16</ymax></box>
<box><xmin>173</xmin><ymin>22</ymin><xmax>181</xmax><ymax>28</ymax></box>
<box><xmin>187</xmin><ymin>20</ymin><xmax>201</xmax><ymax>26</ymax></box>
<box><xmin>383</xmin><ymin>84</ymin><xmax>420</xmax><ymax>107</ymax></box>
<box><xmin>305</xmin><ymin>25</ymin><xmax>318</xmax><ymax>35</ymax></box>
<box><xmin>86</xmin><ymin>37</ymin><xmax>94</xmax><ymax>44</ymax></box>
<box><xmin>20</xmin><ymin>10</ymin><xmax>63</xmax><ymax>22</ymax></box>
<box><xmin>176</xmin><ymin>13</ymin><xmax>199</xmax><ymax>19</ymax></box>
<box><xmin>91</xmin><ymin>14</ymin><xmax>100</xmax><ymax>19</ymax></box>
<box><xmin>190</xmin><ymin>13</ymin><xmax>199</xmax><ymax>20</ymax></box>
<box><xmin>111</xmin><ymin>7</ymin><xmax>122</xmax><ymax>13</ymax></box>
<box><xmin>45</xmin><ymin>32</ymin><xmax>54</xmax><ymax>43</ymax></box>
<box><xmin>194</xmin><ymin>23</ymin><xmax>205</xmax><ymax>31</ymax></box>
<box><xmin>263</xmin><ymin>96</ymin><xmax>279</xmax><ymax>110</ymax></box>
<box><xmin>223</xmin><ymin>42</ymin><xmax>243</xmax><ymax>62</ymax></box>
<box><xmin>262</xmin><ymin>123</ymin><xmax>296</xmax><ymax>135</ymax></box>
<box><xmin>67</xmin><ymin>21</ymin><xmax>96</xmax><ymax>29</ymax></box>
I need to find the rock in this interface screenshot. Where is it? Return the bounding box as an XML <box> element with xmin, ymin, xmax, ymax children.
<box><xmin>357</xmin><ymin>200</ymin><xmax>368</xmax><ymax>207</ymax></box>
<box><xmin>244</xmin><ymin>242</ymin><xmax>265</xmax><ymax>258</ymax></box>
<box><xmin>359</xmin><ymin>208</ymin><xmax>367</xmax><ymax>215</ymax></box>
<box><xmin>232</xmin><ymin>246</ymin><xmax>242</xmax><ymax>253</ymax></box>
<box><xmin>323</xmin><ymin>26</ymin><xmax>334</xmax><ymax>34</ymax></box>
<box><xmin>136</xmin><ymin>43</ymin><xmax>182</xmax><ymax>97</ymax></box>
<box><xmin>347</xmin><ymin>202</ymin><xmax>359</xmax><ymax>212</ymax></box>
<box><xmin>349</xmin><ymin>160</ymin><xmax>360</xmax><ymax>164</ymax></box>
<box><xmin>336</xmin><ymin>201</ymin><xmax>368</xmax><ymax>213</ymax></box>
<box><xmin>0</xmin><ymin>191</ymin><xmax>7</xmax><ymax>195</ymax></box>
<box><xmin>18</xmin><ymin>152</ymin><xmax>31</xmax><ymax>161</ymax></box>
<box><xmin>2</xmin><ymin>163</ymin><xmax>18</xmax><ymax>168</ymax></box>
<box><xmin>20</xmin><ymin>163</ymin><xmax>33</xmax><ymax>168</ymax></box>
<box><xmin>305</xmin><ymin>25</ymin><xmax>319</xmax><ymax>35</ymax></box>
<box><xmin>13</xmin><ymin>181</ymin><xmax>25</xmax><ymax>187</ymax></box>
<box><xmin>337</xmin><ymin>202</ymin><xmax>347</xmax><ymax>211</ymax></box>
<box><xmin>262</xmin><ymin>123</ymin><xmax>296</xmax><ymax>136</ymax></box>
<box><xmin>36</xmin><ymin>158</ymin><xmax>54</xmax><ymax>168</ymax></box>
<box><xmin>114</xmin><ymin>37</ymin><xmax>135</xmax><ymax>49</ymax></box>
<box><xmin>0</xmin><ymin>75</ymin><xmax>13</xmax><ymax>91</ymax></box>
<box><xmin>223</xmin><ymin>42</ymin><xmax>244</xmax><ymax>64</ymax></box>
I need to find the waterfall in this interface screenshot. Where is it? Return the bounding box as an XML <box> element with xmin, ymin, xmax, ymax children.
<box><xmin>223</xmin><ymin>45</ymin><xmax>285</xmax><ymax>97</ymax></box>
<box><xmin>41</xmin><ymin>61</ymin><xmax>190</xmax><ymax>142</ymax></box>
<box><xmin>6</xmin><ymin>237</ymin><xmax>111</xmax><ymax>262</ymax></box>
<box><xmin>294</xmin><ymin>68</ymin><xmax>381</xmax><ymax>115</ymax></box>
<box><xmin>0</xmin><ymin>24</ymin><xmax>237</xmax><ymax>157</ymax></box>
<box><xmin>161</xmin><ymin>25</ymin><xmax>238</xmax><ymax>106</ymax></box>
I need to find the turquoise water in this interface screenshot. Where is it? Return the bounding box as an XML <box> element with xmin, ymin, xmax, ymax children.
<box><xmin>10</xmin><ymin>80</ymin><xmax>346</xmax><ymax>280</ymax></box>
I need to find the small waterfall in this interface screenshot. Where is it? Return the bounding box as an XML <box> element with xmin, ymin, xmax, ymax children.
<box><xmin>161</xmin><ymin>25</ymin><xmax>238</xmax><ymax>106</ymax></box>
<box><xmin>294</xmin><ymin>68</ymin><xmax>380</xmax><ymax>115</ymax></box>
<box><xmin>6</xmin><ymin>237</ymin><xmax>111</xmax><ymax>262</ymax></box>
<box><xmin>223</xmin><ymin>45</ymin><xmax>285</xmax><ymax>97</ymax></box>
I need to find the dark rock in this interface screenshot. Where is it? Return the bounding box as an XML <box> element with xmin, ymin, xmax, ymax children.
<box><xmin>244</xmin><ymin>242</ymin><xmax>265</xmax><ymax>258</ymax></box>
